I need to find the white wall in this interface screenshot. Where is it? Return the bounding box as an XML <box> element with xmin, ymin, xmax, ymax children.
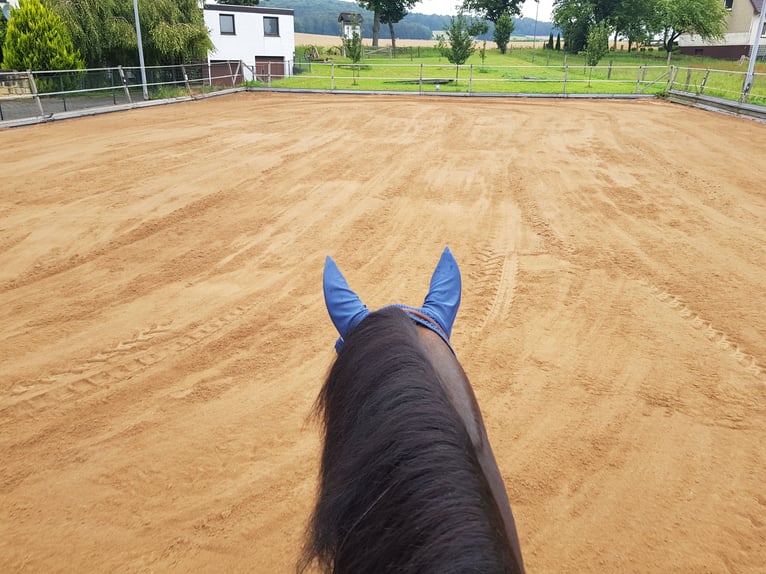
<box><xmin>204</xmin><ymin>4</ymin><xmax>295</xmax><ymax>74</ymax></box>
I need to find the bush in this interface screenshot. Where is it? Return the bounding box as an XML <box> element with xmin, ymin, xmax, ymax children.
<box><xmin>3</xmin><ymin>0</ymin><xmax>83</xmax><ymax>71</ymax></box>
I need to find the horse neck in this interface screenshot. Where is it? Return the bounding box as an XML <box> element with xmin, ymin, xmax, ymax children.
<box><xmin>416</xmin><ymin>326</ymin><xmax>526</xmax><ymax>573</ymax></box>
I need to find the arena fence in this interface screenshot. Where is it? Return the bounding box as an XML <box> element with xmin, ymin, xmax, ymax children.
<box><xmin>286</xmin><ymin>61</ymin><xmax>765</xmax><ymax>103</ymax></box>
<box><xmin>1</xmin><ymin>60</ymin><xmax>764</xmax><ymax>126</ymax></box>
<box><xmin>0</xmin><ymin>62</ymin><xmax>251</xmax><ymax>124</ymax></box>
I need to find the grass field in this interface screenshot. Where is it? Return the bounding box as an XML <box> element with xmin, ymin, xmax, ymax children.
<box><xmin>267</xmin><ymin>45</ymin><xmax>766</xmax><ymax>103</ymax></box>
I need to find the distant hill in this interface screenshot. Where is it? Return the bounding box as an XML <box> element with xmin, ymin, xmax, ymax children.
<box><xmin>258</xmin><ymin>0</ymin><xmax>555</xmax><ymax>40</ymax></box>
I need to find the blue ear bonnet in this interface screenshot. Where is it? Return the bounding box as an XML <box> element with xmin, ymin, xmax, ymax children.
<box><xmin>323</xmin><ymin>247</ymin><xmax>461</xmax><ymax>354</ymax></box>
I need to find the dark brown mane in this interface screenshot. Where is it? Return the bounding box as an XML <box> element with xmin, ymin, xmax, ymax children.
<box><xmin>300</xmin><ymin>306</ymin><xmax>516</xmax><ymax>574</ymax></box>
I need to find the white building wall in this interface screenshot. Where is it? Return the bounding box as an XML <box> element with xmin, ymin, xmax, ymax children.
<box><xmin>204</xmin><ymin>4</ymin><xmax>295</xmax><ymax>77</ymax></box>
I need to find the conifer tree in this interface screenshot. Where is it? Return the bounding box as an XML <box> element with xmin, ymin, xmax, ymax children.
<box><xmin>3</xmin><ymin>0</ymin><xmax>84</xmax><ymax>71</ymax></box>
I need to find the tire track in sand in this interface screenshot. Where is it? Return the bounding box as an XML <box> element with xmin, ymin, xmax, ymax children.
<box><xmin>0</xmin><ymin>305</ymin><xmax>252</xmax><ymax>428</ymax></box>
<box><xmin>640</xmin><ymin>278</ymin><xmax>765</xmax><ymax>384</ymax></box>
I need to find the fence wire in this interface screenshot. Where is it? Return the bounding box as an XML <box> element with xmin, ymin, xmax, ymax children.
<box><xmin>0</xmin><ymin>63</ymin><xmax>243</xmax><ymax>124</ymax></box>
<box><xmin>2</xmin><ymin>61</ymin><xmax>764</xmax><ymax>125</ymax></box>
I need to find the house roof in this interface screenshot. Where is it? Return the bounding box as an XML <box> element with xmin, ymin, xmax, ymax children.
<box><xmin>204</xmin><ymin>4</ymin><xmax>293</xmax><ymax>16</ymax></box>
<box><xmin>338</xmin><ymin>12</ymin><xmax>363</xmax><ymax>24</ymax></box>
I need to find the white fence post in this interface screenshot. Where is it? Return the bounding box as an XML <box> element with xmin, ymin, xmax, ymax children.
<box><xmin>27</xmin><ymin>70</ymin><xmax>45</xmax><ymax>117</ymax></box>
<box><xmin>117</xmin><ymin>65</ymin><xmax>132</xmax><ymax>103</ymax></box>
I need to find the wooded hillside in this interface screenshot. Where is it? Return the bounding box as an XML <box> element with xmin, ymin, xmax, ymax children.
<box><xmin>259</xmin><ymin>0</ymin><xmax>554</xmax><ymax>39</ymax></box>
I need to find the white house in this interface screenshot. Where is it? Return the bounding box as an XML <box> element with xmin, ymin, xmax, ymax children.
<box><xmin>678</xmin><ymin>0</ymin><xmax>764</xmax><ymax>59</ymax></box>
<box><xmin>204</xmin><ymin>3</ymin><xmax>295</xmax><ymax>82</ymax></box>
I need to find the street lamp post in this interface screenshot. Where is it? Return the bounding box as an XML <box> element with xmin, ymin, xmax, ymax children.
<box><xmin>533</xmin><ymin>0</ymin><xmax>540</xmax><ymax>51</ymax></box>
<box><xmin>133</xmin><ymin>0</ymin><xmax>148</xmax><ymax>100</ymax></box>
<box><xmin>742</xmin><ymin>5</ymin><xmax>766</xmax><ymax>102</ymax></box>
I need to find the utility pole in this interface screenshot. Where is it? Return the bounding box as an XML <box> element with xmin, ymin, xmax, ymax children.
<box><xmin>742</xmin><ymin>4</ymin><xmax>766</xmax><ymax>102</ymax></box>
<box><xmin>133</xmin><ymin>0</ymin><xmax>149</xmax><ymax>100</ymax></box>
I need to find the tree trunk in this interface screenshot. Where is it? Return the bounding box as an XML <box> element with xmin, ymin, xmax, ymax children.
<box><xmin>613</xmin><ymin>30</ymin><xmax>618</xmax><ymax>50</ymax></box>
<box><xmin>372</xmin><ymin>11</ymin><xmax>380</xmax><ymax>48</ymax></box>
<box><xmin>389</xmin><ymin>21</ymin><xmax>396</xmax><ymax>51</ymax></box>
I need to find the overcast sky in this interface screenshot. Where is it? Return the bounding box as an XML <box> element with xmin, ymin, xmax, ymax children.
<box><xmin>415</xmin><ymin>0</ymin><xmax>554</xmax><ymax>21</ymax></box>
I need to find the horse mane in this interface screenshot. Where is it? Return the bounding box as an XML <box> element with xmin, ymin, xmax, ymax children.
<box><xmin>299</xmin><ymin>306</ymin><xmax>515</xmax><ymax>574</ymax></box>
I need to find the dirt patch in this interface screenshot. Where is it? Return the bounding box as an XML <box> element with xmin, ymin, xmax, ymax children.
<box><xmin>1</xmin><ymin>93</ymin><xmax>765</xmax><ymax>573</ymax></box>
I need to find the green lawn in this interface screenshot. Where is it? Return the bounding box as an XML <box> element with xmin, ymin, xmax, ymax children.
<box><xmin>267</xmin><ymin>46</ymin><xmax>766</xmax><ymax>104</ymax></box>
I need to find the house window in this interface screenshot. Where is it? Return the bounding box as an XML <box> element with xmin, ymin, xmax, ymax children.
<box><xmin>723</xmin><ymin>0</ymin><xmax>733</xmax><ymax>9</ymax></box>
<box><xmin>220</xmin><ymin>14</ymin><xmax>235</xmax><ymax>35</ymax></box>
<box><xmin>264</xmin><ymin>16</ymin><xmax>279</xmax><ymax>36</ymax></box>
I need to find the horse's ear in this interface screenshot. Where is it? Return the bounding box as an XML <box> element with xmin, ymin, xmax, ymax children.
<box><xmin>421</xmin><ymin>247</ymin><xmax>461</xmax><ymax>337</ymax></box>
<box><xmin>323</xmin><ymin>256</ymin><xmax>370</xmax><ymax>341</ymax></box>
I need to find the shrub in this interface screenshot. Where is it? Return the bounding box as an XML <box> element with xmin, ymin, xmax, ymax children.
<box><xmin>3</xmin><ymin>0</ymin><xmax>83</xmax><ymax>71</ymax></box>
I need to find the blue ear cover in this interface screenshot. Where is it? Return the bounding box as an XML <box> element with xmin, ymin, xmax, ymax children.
<box><xmin>323</xmin><ymin>256</ymin><xmax>369</xmax><ymax>350</ymax></box>
<box><xmin>420</xmin><ymin>246</ymin><xmax>461</xmax><ymax>337</ymax></box>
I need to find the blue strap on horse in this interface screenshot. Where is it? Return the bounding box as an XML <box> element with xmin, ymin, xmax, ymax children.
<box><xmin>323</xmin><ymin>247</ymin><xmax>461</xmax><ymax>355</ymax></box>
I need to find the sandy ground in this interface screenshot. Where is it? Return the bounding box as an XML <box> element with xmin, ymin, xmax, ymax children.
<box><xmin>1</xmin><ymin>93</ymin><xmax>765</xmax><ymax>573</ymax></box>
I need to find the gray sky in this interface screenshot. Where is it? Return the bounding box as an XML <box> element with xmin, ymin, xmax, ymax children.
<box><xmin>415</xmin><ymin>0</ymin><xmax>554</xmax><ymax>21</ymax></box>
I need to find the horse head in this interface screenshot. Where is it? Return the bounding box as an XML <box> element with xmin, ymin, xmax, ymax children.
<box><xmin>323</xmin><ymin>246</ymin><xmax>462</xmax><ymax>353</ymax></box>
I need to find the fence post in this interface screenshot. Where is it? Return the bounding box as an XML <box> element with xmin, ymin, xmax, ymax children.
<box><xmin>665</xmin><ymin>65</ymin><xmax>674</xmax><ymax>91</ymax></box>
<box><xmin>331</xmin><ymin>62</ymin><xmax>335</xmax><ymax>91</ymax></box>
<box><xmin>27</xmin><ymin>70</ymin><xmax>45</xmax><ymax>118</ymax></box>
<box><xmin>684</xmin><ymin>67</ymin><xmax>692</xmax><ymax>91</ymax></box>
<box><xmin>635</xmin><ymin>65</ymin><xmax>642</xmax><ymax>93</ymax></box>
<box><xmin>419</xmin><ymin>63</ymin><xmax>423</xmax><ymax>94</ymax></box>
<box><xmin>118</xmin><ymin>66</ymin><xmax>132</xmax><ymax>103</ymax></box>
<box><xmin>608</xmin><ymin>59</ymin><xmax>613</xmax><ymax>80</ymax></box>
<box><xmin>181</xmin><ymin>64</ymin><xmax>192</xmax><ymax>95</ymax></box>
<box><xmin>469</xmin><ymin>64</ymin><xmax>473</xmax><ymax>94</ymax></box>
<box><xmin>268</xmin><ymin>61</ymin><xmax>272</xmax><ymax>88</ymax></box>
<box><xmin>226</xmin><ymin>61</ymin><xmax>235</xmax><ymax>88</ymax></box>
<box><xmin>700</xmin><ymin>68</ymin><xmax>710</xmax><ymax>94</ymax></box>
<box><xmin>60</xmin><ymin>75</ymin><xmax>68</xmax><ymax>112</ymax></box>
<box><xmin>563</xmin><ymin>64</ymin><xmax>568</xmax><ymax>95</ymax></box>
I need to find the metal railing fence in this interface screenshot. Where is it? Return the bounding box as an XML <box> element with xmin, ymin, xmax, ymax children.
<box><xmin>268</xmin><ymin>62</ymin><xmax>765</xmax><ymax>105</ymax></box>
<box><xmin>0</xmin><ymin>62</ymin><xmax>245</xmax><ymax>124</ymax></box>
<box><xmin>2</xmin><ymin>60</ymin><xmax>764</xmax><ymax>125</ymax></box>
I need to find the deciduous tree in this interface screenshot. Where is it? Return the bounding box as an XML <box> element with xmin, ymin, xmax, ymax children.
<box><xmin>46</xmin><ymin>0</ymin><xmax>213</xmax><ymax>67</ymax></box>
<box><xmin>652</xmin><ymin>0</ymin><xmax>727</xmax><ymax>62</ymax></box>
<box><xmin>461</xmin><ymin>0</ymin><xmax>523</xmax><ymax>22</ymax></box>
<box><xmin>552</xmin><ymin>0</ymin><xmax>594</xmax><ymax>53</ymax></box>
<box><xmin>45</xmin><ymin>0</ymin><xmax>134</xmax><ymax>68</ymax></box>
<box><xmin>357</xmin><ymin>0</ymin><xmax>417</xmax><ymax>49</ymax></box>
<box><xmin>493</xmin><ymin>10</ymin><xmax>514</xmax><ymax>54</ymax></box>
<box><xmin>583</xmin><ymin>20</ymin><xmax>608</xmax><ymax>65</ymax></box>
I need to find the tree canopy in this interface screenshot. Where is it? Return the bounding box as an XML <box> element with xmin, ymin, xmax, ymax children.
<box><xmin>493</xmin><ymin>10</ymin><xmax>514</xmax><ymax>54</ymax></box>
<box><xmin>552</xmin><ymin>0</ymin><xmax>728</xmax><ymax>55</ymax></box>
<box><xmin>357</xmin><ymin>0</ymin><xmax>418</xmax><ymax>48</ymax></box>
<box><xmin>461</xmin><ymin>0</ymin><xmax>524</xmax><ymax>22</ymax></box>
<box><xmin>651</xmin><ymin>0</ymin><xmax>727</xmax><ymax>54</ymax></box>
<box><xmin>44</xmin><ymin>0</ymin><xmax>213</xmax><ymax>67</ymax></box>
